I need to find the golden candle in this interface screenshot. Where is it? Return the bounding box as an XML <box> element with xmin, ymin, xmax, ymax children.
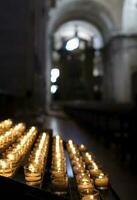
<box><xmin>94</xmin><ymin>173</ymin><xmax>109</xmax><ymax>189</ymax></box>
<box><xmin>78</xmin><ymin>181</ymin><xmax>94</xmax><ymax>196</ymax></box>
<box><xmin>24</xmin><ymin>132</ymin><xmax>49</xmax><ymax>184</ymax></box>
<box><xmin>0</xmin><ymin>159</ymin><xmax>13</xmax><ymax>177</ymax></box>
<box><xmin>51</xmin><ymin>136</ymin><xmax>68</xmax><ymax>192</ymax></box>
<box><xmin>89</xmin><ymin>168</ymin><xmax>103</xmax><ymax>178</ymax></box>
<box><xmin>24</xmin><ymin>163</ymin><xmax>42</xmax><ymax>182</ymax></box>
<box><xmin>0</xmin><ymin>119</ymin><xmax>13</xmax><ymax>133</ymax></box>
<box><xmin>81</xmin><ymin>189</ymin><xmax>100</xmax><ymax>200</ymax></box>
<box><xmin>79</xmin><ymin>144</ymin><xmax>87</xmax><ymax>152</ymax></box>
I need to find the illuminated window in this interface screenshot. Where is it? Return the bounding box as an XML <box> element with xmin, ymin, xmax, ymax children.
<box><xmin>93</xmin><ymin>68</ymin><xmax>100</xmax><ymax>77</ymax></box>
<box><xmin>51</xmin><ymin>68</ymin><xmax>60</xmax><ymax>83</ymax></box>
<box><xmin>66</xmin><ymin>37</ymin><xmax>79</xmax><ymax>51</ymax></box>
<box><xmin>51</xmin><ymin>85</ymin><xmax>58</xmax><ymax>94</ymax></box>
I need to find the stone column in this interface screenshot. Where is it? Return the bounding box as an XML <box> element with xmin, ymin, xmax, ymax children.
<box><xmin>103</xmin><ymin>35</ymin><xmax>137</xmax><ymax>103</ymax></box>
<box><xmin>31</xmin><ymin>0</ymin><xmax>49</xmax><ymax>112</ymax></box>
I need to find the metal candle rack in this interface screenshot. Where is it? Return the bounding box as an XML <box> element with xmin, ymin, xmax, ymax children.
<box><xmin>0</xmin><ymin>124</ymin><xmax>120</xmax><ymax>200</ymax></box>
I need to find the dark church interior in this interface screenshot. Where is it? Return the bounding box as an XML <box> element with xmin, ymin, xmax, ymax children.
<box><xmin>0</xmin><ymin>0</ymin><xmax>137</xmax><ymax>200</ymax></box>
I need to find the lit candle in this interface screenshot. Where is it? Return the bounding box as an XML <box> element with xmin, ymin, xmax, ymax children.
<box><xmin>71</xmin><ymin>157</ymin><xmax>83</xmax><ymax>165</ymax></box>
<box><xmin>76</xmin><ymin>173</ymin><xmax>93</xmax><ymax>184</ymax></box>
<box><xmin>77</xmin><ymin>181</ymin><xmax>94</xmax><ymax>196</ymax></box>
<box><xmin>51</xmin><ymin>136</ymin><xmax>68</xmax><ymax>192</ymax></box>
<box><xmin>84</xmin><ymin>152</ymin><xmax>94</xmax><ymax>163</ymax></box>
<box><xmin>24</xmin><ymin>163</ymin><xmax>42</xmax><ymax>182</ymax></box>
<box><xmin>94</xmin><ymin>173</ymin><xmax>109</xmax><ymax>189</ymax></box>
<box><xmin>52</xmin><ymin>176</ymin><xmax>68</xmax><ymax>190</ymax></box>
<box><xmin>24</xmin><ymin>132</ymin><xmax>49</xmax><ymax>184</ymax></box>
<box><xmin>73</xmin><ymin>164</ymin><xmax>85</xmax><ymax>174</ymax></box>
<box><xmin>81</xmin><ymin>189</ymin><xmax>100</xmax><ymax>200</ymax></box>
<box><xmin>7</xmin><ymin>153</ymin><xmax>18</xmax><ymax>162</ymax></box>
<box><xmin>0</xmin><ymin>159</ymin><xmax>12</xmax><ymax>177</ymax></box>
<box><xmin>0</xmin><ymin>119</ymin><xmax>13</xmax><ymax>133</ymax></box>
<box><xmin>89</xmin><ymin>168</ymin><xmax>103</xmax><ymax>178</ymax></box>
<box><xmin>79</xmin><ymin>144</ymin><xmax>87</xmax><ymax>152</ymax></box>
<box><xmin>68</xmin><ymin>140</ymin><xmax>73</xmax><ymax>145</ymax></box>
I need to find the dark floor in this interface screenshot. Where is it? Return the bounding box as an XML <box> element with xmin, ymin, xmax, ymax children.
<box><xmin>35</xmin><ymin>111</ymin><xmax>137</xmax><ymax>200</ymax></box>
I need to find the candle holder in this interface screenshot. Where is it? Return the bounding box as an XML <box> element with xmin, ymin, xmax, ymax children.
<box><xmin>76</xmin><ymin>173</ymin><xmax>93</xmax><ymax>184</ymax></box>
<box><xmin>71</xmin><ymin>157</ymin><xmax>83</xmax><ymax>166</ymax></box>
<box><xmin>77</xmin><ymin>181</ymin><xmax>94</xmax><ymax>197</ymax></box>
<box><xmin>24</xmin><ymin>132</ymin><xmax>49</xmax><ymax>186</ymax></box>
<box><xmin>0</xmin><ymin>123</ymin><xmax>26</xmax><ymax>151</ymax></box>
<box><xmin>51</xmin><ymin>136</ymin><xmax>68</xmax><ymax>194</ymax></box>
<box><xmin>0</xmin><ymin>119</ymin><xmax>13</xmax><ymax>134</ymax></box>
<box><xmin>81</xmin><ymin>189</ymin><xmax>100</xmax><ymax>200</ymax></box>
<box><xmin>79</xmin><ymin>144</ymin><xmax>87</xmax><ymax>152</ymax></box>
<box><xmin>94</xmin><ymin>173</ymin><xmax>109</xmax><ymax>190</ymax></box>
<box><xmin>0</xmin><ymin>159</ymin><xmax>13</xmax><ymax>177</ymax></box>
<box><xmin>51</xmin><ymin>176</ymin><xmax>68</xmax><ymax>193</ymax></box>
<box><xmin>89</xmin><ymin>168</ymin><xmax>103</xmax><ymax>179</ymax></box>
<box><xmin>24</xmin><ymin>163</ymin><xmax>44</xmax><ymax>184</ymax></box>
<box><xmin>83</xmin><ymin>152</ymin><xmax>96</xmax><ymax>168</ymax></box>
<box><xmin>73</xmin><ymin>164</ymin><xmax>85</xmax><ymax>175</ymax></box>
<box><xmin>1</xmin><ymin>126</ymin><xmax>38</xmax><ymax>177</ymax></box>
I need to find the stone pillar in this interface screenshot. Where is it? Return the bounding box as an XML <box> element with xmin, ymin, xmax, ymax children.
<box><xmin>45</xmin><ymin>34</ymin><xmax>52</xmax><ymax>112</ymax></box>
<box><xmin>103</xmin><ymin>35</ymin><xmax>137</xmax><ymax>103</ymax></box>
<box><xmin>31</xmin><ymin>0</ymin><xmax>49</xmax><ymax>112</ymax></box>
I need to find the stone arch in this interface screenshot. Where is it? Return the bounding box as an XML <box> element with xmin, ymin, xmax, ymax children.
<box><xmin>54</xmin><ymin>20</ymin><xmax>104</xmax><ymax>49</ymax></box>
<box><xmin>46</xmin><ymin>0</ymin><xmax>121</xmax><ymax>105</ymax></box>
<box><xmin>49</xmin><ymin>0</ymin><xmax>117</xmax><ymax>42</ymax></box>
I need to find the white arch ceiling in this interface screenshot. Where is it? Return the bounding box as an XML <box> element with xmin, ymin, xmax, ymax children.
<box><xmin>122</xmin><ymin>0</ymin><xmax>137</xmax><ymax>34</ymax></box>
<box><xmin>49</xmin><ymin>0</ymin><xmax>121</xmax><ymax>42</ymax></box>
<box><xmin>54</xmin><ymin>20</ymin><xmax>104</xmax><ymax>49</ymax></box>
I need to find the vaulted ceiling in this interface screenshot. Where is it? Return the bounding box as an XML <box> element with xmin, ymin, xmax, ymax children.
<box><xmin>49</xmin><ymin>0</ymin><xmax>137</xmax><ymax>44</ymax></box>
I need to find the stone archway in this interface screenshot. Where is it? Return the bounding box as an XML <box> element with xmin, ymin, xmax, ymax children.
<box><xmin>45</xmin><ymin>0</ymin><xmax>119</xmax><ymax>107</ymax></box>
<box><xmin>51</xmin><ymin>20</ymin><xmax>104</xmax><ymax>102</ymax></box>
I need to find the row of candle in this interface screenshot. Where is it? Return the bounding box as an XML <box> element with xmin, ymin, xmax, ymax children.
<box><xmin>80</xmin><ymin>147</ymin><xmax>109</xmax><ymax>190</ymax></box>
<box><xmin>24</xmin><ymin>132</ymin><xmax>50</xmax><ymax>185</ymax></box>
<box><xmin>0</xmin><ymin>119</ymin><xmax>13</xmax><ymax>134</ymax></box>
<box><xmin>51</xmin><ymin>136</ymin><xmax>68</xmax><ymax>193</ymax></box>
<box><xmin>67</xmin><ymin>140</ymin><xmax>99</xmax><ymax>200</ymax></box>
<box><xmin>0</xmin><ymin>123</ymin><xmax>26</xmax><ymax>150</ymax></box>
<box><xmin>0</xmin><ymin>126</ymin><xmax>38</xmax><ymax>177</ymax></box>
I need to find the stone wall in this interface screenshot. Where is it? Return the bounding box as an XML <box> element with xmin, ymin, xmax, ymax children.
<box><xmin>0</xmin><ymin>0</ymin><xmax>48</xmax><ymax>114</ymax></box>
<box><xmin>0</xmin><ymin>1</ymin><xmax>31</xmax><ymax>96</ymax></box>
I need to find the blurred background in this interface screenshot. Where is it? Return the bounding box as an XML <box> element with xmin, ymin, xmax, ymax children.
<box><xmin>0</xmin><ymin>0</ymin><xmax>137</xmax><ymax>114</ymax></box>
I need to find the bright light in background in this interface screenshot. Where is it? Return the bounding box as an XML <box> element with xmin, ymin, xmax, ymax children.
<box><xmin>66</xmin><ymin>37</ymin><xmax>79</xmax><ymax>51</ymax></box>
<box><xmin>51</xmin><ymin>68</ymin><xmax>60</xmax><ymax>78</ymax></box>
<box><xmin>51</xmin><ymin>76</ymin><xmax>57</xmax><ymax>83</ymax></box>
<box><xmin>51</xmin><ymin>68</ymin><xmax>60</xmax><ymax>83</ymax></box>
<box><xmin>51</xmin><ymin>85</ymin><xmax>58</xmax><ymax>94</ymax></box>
<box><xmin>93</xmin><ymin>68</ymin><xmax>100</xmax><ymax>77</ymax></box>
